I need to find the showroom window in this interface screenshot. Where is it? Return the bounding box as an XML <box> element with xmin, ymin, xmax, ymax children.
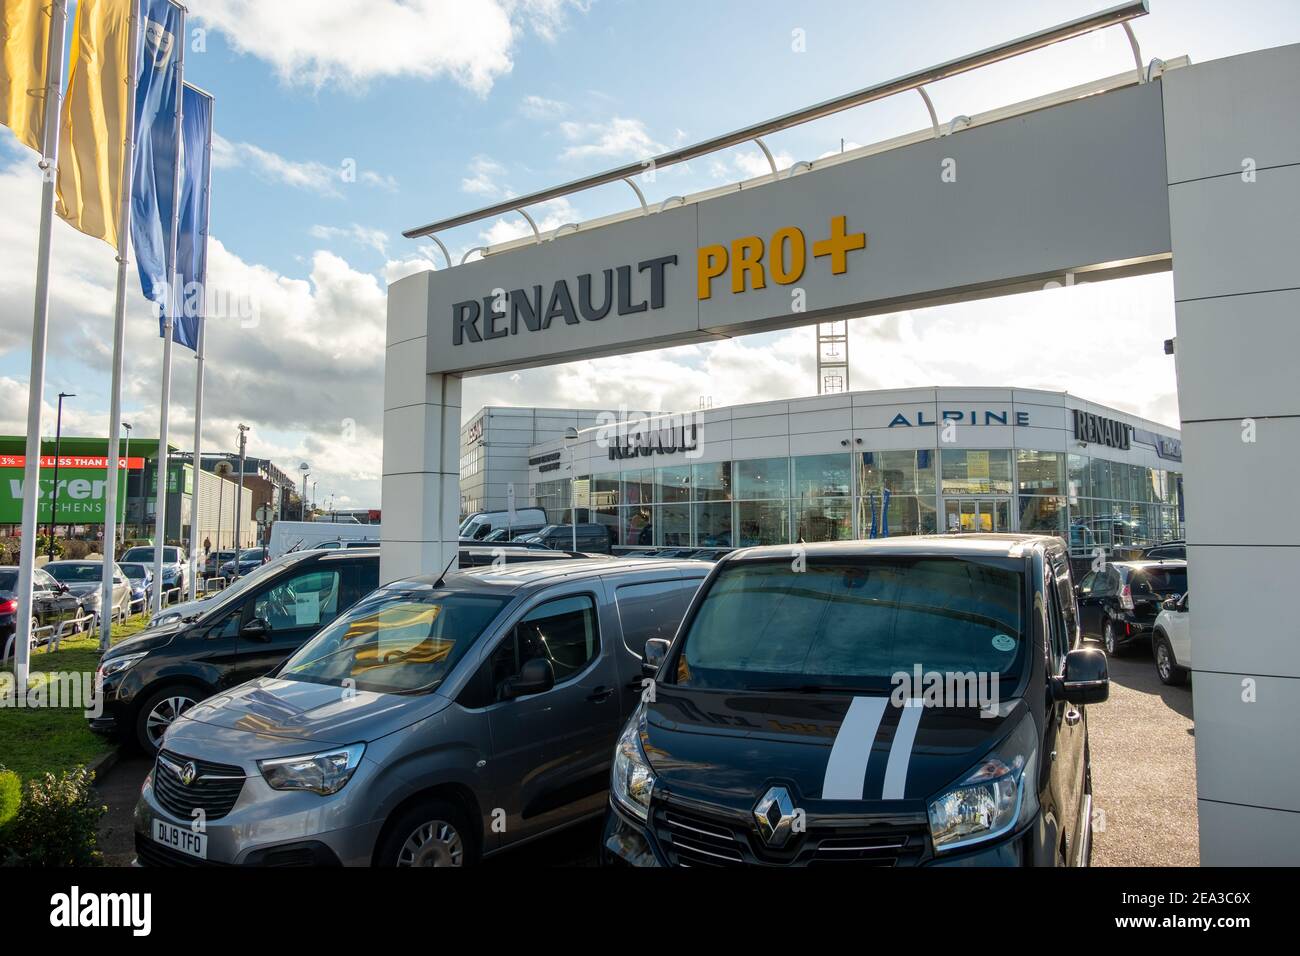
<box><xmin>735</xmin><ymin>457</ymin><xmax>790</xmax><ymax>500</ymax></box>
<box><xmin>793</xmin><ymin>454</ymin><xmax>851</xmax><ymax>498</ymax></box>
<box><xmin>655</xmin><ymin>465</ymin><xmax>693</xmax><ymax>504</ymax></box>
<box><xmin>860</xmin><ymin>449</ymin><xmax>935</xmax><ymax>496</ymax></box>
<box><xmin>795</xmin><ymin>498</ymin><xmax>853</xmax><ymax>541</ymax></box>
<box><xmin>1017</xmin><ymin>450</ymin><xmax>1064</xmax><ymax>495</ymax></box>
<box><xmin>692</xmin><ymin>461</ymin><xmax>731</xmax><ymax>501</ymax></box>
<box><xmin>736</xmin><ymin>499</ymin><xmax>790</xmax><ymax>546</ymax></box>
<box><xmin>940</xmin><ymin>449</ymin><xmax>1012</xmax><ymax>495</ymax></box>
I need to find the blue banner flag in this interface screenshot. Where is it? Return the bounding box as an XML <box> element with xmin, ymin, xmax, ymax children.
<box><xmin>173</xmin><ymin>83</ymin><xmax>212</xmax><ymax>350</ymax></box>
<box><xmin>881</xmin><ymin>488</ymin><xmax>891</xmax><ymax>537</ymax></box>
<box><xmin>129</xmin><ymin>0</ymin><xmax>182</xmax><ymax>329</ymax></box>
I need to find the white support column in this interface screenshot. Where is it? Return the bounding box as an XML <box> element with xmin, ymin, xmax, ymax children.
<box><xmin>381</xmin><ymin>271</ymin><xmax>461</xmax><ymax>584</ymax></box>
<box><xmin>1163</xmin><ymin>43</ymin><xmax>1300</xmax><ymax>863</ymax></box>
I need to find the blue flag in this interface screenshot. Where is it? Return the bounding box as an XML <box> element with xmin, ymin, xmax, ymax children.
<box><xmin>881</xmin><ymin>488</ymin><xmax>891</xmax><ymax>537</ymax></box>
<box><xmin>130</xmin><ymin>0</ymin><xmax>182</xmax><ymax>334</ymax></box>
<box><xmin>173</xmin><ymin>84</ymin><xmax>213</xmax><ymax>350</ymax></box>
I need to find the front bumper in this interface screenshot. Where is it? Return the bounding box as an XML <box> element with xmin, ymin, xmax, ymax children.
<box><xmin>133</xmin><ymin>754</ymin><xmax>386</xmax><ymax>867</ymax></box>
<box><xmin>600</xmin><ymin>799</ymin><xmax>1025</xmax><ymax>867</ymax></box>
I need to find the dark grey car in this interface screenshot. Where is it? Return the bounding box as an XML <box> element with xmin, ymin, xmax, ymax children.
<box><xmin>133</xmin><ymin>557</ymin><xmax>708</xmax><ymax>866</ymax></box>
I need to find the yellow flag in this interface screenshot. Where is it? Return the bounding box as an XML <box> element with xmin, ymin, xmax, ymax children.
<box><xmin>0</xmin><ymin>0</ymin><xmax>53</xmax><ymax>154</ymax></box>
<box><xmin>56</xmin><ymin>0</ymin><xmax>134</xmax><ymax>248</ymax></box>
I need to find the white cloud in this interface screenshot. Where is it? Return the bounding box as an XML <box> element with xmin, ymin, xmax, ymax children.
<box><xmin>479</xmin><ymin>197</ymin><xmax>578</xmax><ymax>246</ymax></box>
<box><xmin>213</xmin><ymin>133</ymin><xmax>341</xmax><ymax>196</ymax></box>
<box><xmin>360</xmin><ymin>170</ymin><xmax>399</xmax><ymax>191</ymax></box>
<box><xmin>189</xmin><ymin>0</ymin><xmax>589</xmax><ymax>94</ymax></box>
<box><xmin>460</xmin><ymin>155</ymin><xmax>511</xmax><ymax>197</ymax></box>
<box><xmin>310</xmin><ymin>223</ymin><xmax>389</xmax><ymax>255</ymax></box>
<box><xmin>713</xmin><ymin>147</ymin><xmax>795</xmax><ymax>181</ymax></box>
<box><xmin>520</xmin><ymin>94</ymin><xmax>569</xmax><ymax>119</ymax></box>
<box><xmin>559</xmin><ymin>116</ymin><xmax>663</xmax><ymax>161</ymax></box>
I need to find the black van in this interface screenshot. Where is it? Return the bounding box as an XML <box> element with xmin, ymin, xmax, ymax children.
<box><xmin>602</xmin><ymin>534</ymin><xmax>1108</xmax><ymax>867</ymax></box>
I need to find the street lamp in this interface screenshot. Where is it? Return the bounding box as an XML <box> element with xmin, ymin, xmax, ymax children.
<box><xmin>47</xmin><ymin>391</ymin><xmax>74</xmax><ymax>559</ymax></box>
<box><xmin>564</xmin><ymin>426</ymin><xmax>579</xmax><ymax>553</ymax></box>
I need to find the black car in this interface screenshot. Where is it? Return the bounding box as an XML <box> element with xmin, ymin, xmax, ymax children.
<box><xmin>1075</xmin><ymin>559</ymin><xmax>1188</xmax><ymax>655</ymax></box>
<box><xmin>519</xmin><ymin>523</ymin><xmax>614</xmax><ymax>554</ymax></box>
<box><xmin>91</xmin><ymin>549</ymin><xmax>381</xmax><ymax>754</ymax></box>
<box><xmin>1139</xmin><ymin>540</ymin><xmax>1186</xmax><ymax>561</ymax></box>
<box><xmin>602</xmin><ymin>534</ymin><xmax>1108</xmax><ymax>867</ymax></box>
<box><xmin>1</xmin><ymin>565</ymin><xmax>83</xmax><ymax>650</ymax></box>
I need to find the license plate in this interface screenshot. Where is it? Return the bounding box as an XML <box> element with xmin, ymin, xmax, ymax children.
<box><xmin>152</xmin><ymin>819</ymin><xmax>207</xmax><ymax>859</ymax></box>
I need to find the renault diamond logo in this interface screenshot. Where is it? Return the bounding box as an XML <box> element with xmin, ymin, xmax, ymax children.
<box><xmin>753</xmin><ymin>786</ymin><xmax>797</xmax><ymax>847</ymax></box>
<box><xmin>179</xmin><ymin>761</ymin><xmax>197</xmax><ymax>786</ymax></box>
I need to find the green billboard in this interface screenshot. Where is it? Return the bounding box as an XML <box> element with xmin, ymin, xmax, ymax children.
<box><xmin>0</xmin><ymin>466</ymin><xmax>130</xmax><ymax>525</ymax></box>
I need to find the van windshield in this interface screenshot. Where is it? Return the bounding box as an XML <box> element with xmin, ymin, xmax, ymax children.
<box><xmin>673</xmin><ymin>557</ymin><xmax>1027</xmax><ymax>693</ymax></box>
<box><xmin>279</xmin><ymin>589</ymin><xmax>511</xmax><ymax>694</ymax></box>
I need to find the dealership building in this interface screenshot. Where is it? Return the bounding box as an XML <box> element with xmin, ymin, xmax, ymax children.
<box><xmin>460</xmin><ymin>386</ymin><xmax>1183</xmax><ymax>553</ymax></box>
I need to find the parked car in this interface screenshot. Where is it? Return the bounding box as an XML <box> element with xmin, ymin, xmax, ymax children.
<box><xmin>118</xmin><ymin>562</ymin><xmax>154</xmax><ymax>612</ymax></box>
<box><xmin>119</xmin><ymin>546</ymin><xmax>187</xmax><ymax>601</ymax></box>
<box><xmin>219</xmin><ymin>547</ymin><xmax>268</xmax><ymax>580</ymax></box>
<box><xmin>1</xmin><ymin>566</ymin><xmax>84</xmax><ymax>650</ymax></box>
<box><xmin>517</xmin><ymin>523</ymin><xmax>614</xmax><ymax>554</ymax></box>
<box><xmin>132</xmin><ymin>557</ymin><xmax>709</xmax><ymax>866</ymax></box>
<box><xmin>1139</xmin><ymin>539</ymin><xmax>1186</xmax><ymax>561</ymax></box>
<box><xmin>148</xmin><ymin>550</ymin><xmax>307</xmax><ymax>630</ymax></box>
<box><xmin>91</xmin><ymin>549</ymin><xmax>381</xmax><ymax>754</ymax></box>
<box><xmin>602</xmin><ymin>533</ymin><xmax>1108</xmax><ymax>868</ymax></box>
<box><xmin>202</xmin><ymin>549</ymin><xmax>237</xmax><ymax>580</ymax></box>
<box><xmin>458</xmin><ymin>507</ymin><xmax>547</xmax><ymax>542</ymax></box>
<box><xmin>44</xmin><ymin>560</ymin><xmax>132</xmax><ymax>625</ymax></box>
<box><xmin>1075</xmin><ymin>559</ymin><xmax>1187</xmax><ymax>655</ymax></box>
<box><xmin>1152</xmin><ymin>590</ymin><xmax>1191</xmax><ymax>686</ymax></box>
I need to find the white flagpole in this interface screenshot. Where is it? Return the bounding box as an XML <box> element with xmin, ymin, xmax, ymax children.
<box><xmin>186</xmin><ymin>87</ymin><xmax>212</xmax><ymax>603</ymax></box>
<box><xmin>101</xmin><ymin>0</ymin><xmax>142</xmax><ymax>650</ymax></box>
<box><xmin>14</xmin><ymin>0</ymin><xmax>70</xmax><ymax>691</ymax></box>
<box><xmin>150</xmin><ymin>4</ymin><xmax>186</xmax><ymax>614</ymax></box>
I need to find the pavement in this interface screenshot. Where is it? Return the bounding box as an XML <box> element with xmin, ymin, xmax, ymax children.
<box><xmin>96</xmin><ymin>643</ymin><xmax>1198</xmax><ymax>867</ymax></box>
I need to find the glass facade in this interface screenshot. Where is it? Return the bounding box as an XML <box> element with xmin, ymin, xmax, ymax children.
<box><xmin>535</xmin><ymin>447</ymin><xmax>1182</xmax><ymax>552</ymax></box>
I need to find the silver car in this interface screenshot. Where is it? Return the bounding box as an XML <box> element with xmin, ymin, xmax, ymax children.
<box><xmin>133</xmin><ymin>558</ymin><xmax>707</xmax><ymax>866</ymax></box>
<box><xmin>44</xmin><ymin>560</ymin><xmax>132</xmax><ymax>625</ymax></box>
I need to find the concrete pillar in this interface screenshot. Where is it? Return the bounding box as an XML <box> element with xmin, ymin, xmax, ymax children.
<box><xmin>381</xmin><ymin>271</ymin><xmax>461</xmax><ymax>584</ymax></box>
<box><xmin>1163</xmin><ymin>43</ymin><xmax>1300</xmax><ymax>863</ymax></box>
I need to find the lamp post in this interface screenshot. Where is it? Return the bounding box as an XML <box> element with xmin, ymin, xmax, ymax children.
<box><xmin>46</xmin><ymin>391</ymin><xmax>74</xmax><ymax>559</ymax></box>
<box><xmin>120</xmin><ymin>421</ymin><xmax>132</xmax><ymax>546</ymax></box>
<box><xmin>564</xmin><ymin>426</ymin><xmax>579</xmax><ymax>553</ymax></box>
<box><xmin>233</xmin><ymin>425</ymin><xmax>248</xmax><ymax>579</ymax></box>
<box><xmin>298</xmin><ymin>461</ymin><xmax>310</xmax><ymax>521</ymax></box>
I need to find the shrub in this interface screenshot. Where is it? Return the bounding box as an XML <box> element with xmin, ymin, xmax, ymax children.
<box><xmin>1</xmin><ymin>768</ymin><xmax>105</xmax><ymax>867</ymax></box>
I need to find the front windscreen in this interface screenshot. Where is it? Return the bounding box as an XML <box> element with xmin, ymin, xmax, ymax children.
<box><xmin>674</xmin><ymin>557</ymin><xmax>1027</xmax><ymax>693</ymax></box>
<box><xmin>1134</xmin><ymin>566</ymin><xmax>1187</xmax><ymax>595</ymax></box>
<box><xmin>278</xmin><ymin>589</ymin><xmax>512</xmax><ymax>694</ymax></box>
<box><xmin>46</xmin><ymin>564</ymin><xmax>103</xmax><ymax>583</ymax></box>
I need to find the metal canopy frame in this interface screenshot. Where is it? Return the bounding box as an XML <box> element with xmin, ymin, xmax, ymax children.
<box><xmin>403</xmin><ymin>1</ymin><xmax>1150</xmax><ymax>246</ymax></box>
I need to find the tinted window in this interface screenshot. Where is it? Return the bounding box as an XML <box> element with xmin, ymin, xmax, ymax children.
<box><xmin>1134</xmin><ymin>567</ymin><xmax>1187</xmax><ymax>595</ymax></box>
<box><xmin>280</xmin><ymin>589</ymin><xmax>510</xmax><ymax>693</ymax></box>
<box><xmin>251</xmin><ymin>569</ymin><xmax>341</xmax><ymax>631</ymax></box>
<box><xmin>0</xmin><ymin>569</ymin><xmax>16</xmax><ymax>590</ymax></box>
<box><xmin>675</xmin><ymin>558</ymin><xmax>1026</xmax><ymax>691</ymax></box>
<box><xmin>614</xmin><ymin>578</ymin><xmax>700</xmax><ymax>658</ymax></box>
<box><xmin>121</xmin><ymin>565</ymin><xmax>147</xmax><ymax>580</ymax></box>
<box><xmin>47</xmin><ymin>564</ymin><xmax>103</xmax><ymax>582</ymax></box>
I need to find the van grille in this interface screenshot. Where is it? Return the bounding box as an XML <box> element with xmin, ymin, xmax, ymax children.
<box><xmin>652</xmin><ymin>801</ymin><xmax>928</xmax><ymax>867</ymax></box>
<box><xmin>153</xmin><ymin>750</ymin><xmax>246</xmax><ymax>822</ymax></box>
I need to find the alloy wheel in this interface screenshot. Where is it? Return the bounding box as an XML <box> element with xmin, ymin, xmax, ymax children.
<box><xmin>1103</xmin><ymin>622</ymin><xmax>1116</xmax><ymax>655</ymax></box>
<box><xmin>396</xmin><ymin>820</ymin><xmax>464</xmax><ymax>867</ymax></box>
<box><xmin>1157</xmin><ymin>641</ymin><xmax>1172</xmax><ymax>680</ymax></box>
<box><xmin>145</xmin><ymin>695</ymin><xmax>197</xmax><ymax>748</ymax></box>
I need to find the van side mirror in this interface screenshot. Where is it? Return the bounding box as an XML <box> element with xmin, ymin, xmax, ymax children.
<box><xmin>1053</xmin><ymin>648</ymin><xmax>1109</xmax><ymax>705</ymax></box>
<box><xmin>240</xmin><ymin>617</ymin><xmax>271</xmax><ymax>642</ymax></box>
<box><xmin>503</xmin><ymin>657</ymin><xmax>554</xmax><ymax>699</ymax></box>
<box><xmin>644</xmin><ymin>638</ymin><xmax>671</xmax><ymax>678</ymax></box>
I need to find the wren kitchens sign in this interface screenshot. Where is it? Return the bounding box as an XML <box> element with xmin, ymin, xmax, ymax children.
<box><xmin>1074</xmin><ymin>409</ymin><xmax>1131</xmax><ymax>450</ymax></box>
<box><xmin>1</xmin><ymin>467</ymin><xmax>129</xmax><ymax>525</ymax></box>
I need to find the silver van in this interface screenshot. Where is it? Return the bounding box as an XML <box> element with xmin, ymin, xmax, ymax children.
<box><xmin>133</xmin><ymin>558</ymin><xmax>707</xmax><ymax>866</ymax></box>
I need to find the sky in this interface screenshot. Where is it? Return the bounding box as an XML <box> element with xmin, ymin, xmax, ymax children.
<box><xmin>2</xmin><ymin>0</ymin><xmax>1298</xmax><ymax>510</ymax></box>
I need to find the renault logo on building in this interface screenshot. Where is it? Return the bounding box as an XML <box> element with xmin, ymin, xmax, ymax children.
<box><xmin>753</xmin><ymin>786</ymin><xmax>798</xmax><ymax>847</ymax></box>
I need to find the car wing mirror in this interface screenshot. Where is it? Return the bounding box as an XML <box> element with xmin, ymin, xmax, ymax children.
<box><xmin>1053</xmin><ymin>647</ymin><xmax>1109</xmax><ymax>705</ymax></box>
<box><xmin>643</xmin><ymin>638</ymin><xmax>671</xmax><ymax>678</ymax></box>
<box><xmin>503</xmin><ymin>657</ymin><xmax>554</xmax><ymax>699</ymax></box>
<box><xmin>240</xmin><ymin>617</ymin><xmax>271</xmax><ymax>641</ymax></box>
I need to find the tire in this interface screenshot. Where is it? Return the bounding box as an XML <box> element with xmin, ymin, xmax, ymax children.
<box><xmin>133</xmin><ymin>684</ymin><xmax>202</xmax><ymax>755</ymax></box>
<box><xmin>1102</xmin><ymin>619</ymin><xmax>1121</xmax><ymax>656</ymax></box>
<box><xmin>1154</xmin><ymin>632</ymin><xmax>1188</xmax><ymax>686</ymax></box>
<box><xmin>377</xmin><ymin>799</ymin><xmax>477</xmax><ymax>868</ymax></box>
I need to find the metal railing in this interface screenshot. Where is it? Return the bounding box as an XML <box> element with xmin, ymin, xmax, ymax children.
<box><xmin>3</xmin><ymin>611</ymin><xmax>97</xmax><ymax>664</ymax></box>
<box><xmin>403</xmin><ymin>1</ymin><xmax>1153</xmax><ymax>244</ymax></box>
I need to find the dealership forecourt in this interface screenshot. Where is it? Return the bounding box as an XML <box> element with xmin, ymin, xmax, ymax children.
<box><xmin>383</xmin><ymin>5</ymin><xmax>1298</xmax><ymax>864</ymax></box>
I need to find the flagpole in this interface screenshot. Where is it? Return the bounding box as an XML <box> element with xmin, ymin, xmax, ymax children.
<box><xmin>14</xmin><ymin>0</ymin><xmax>70</xmax><ymax>691</ymax></box>
<box><xmin>187</xmin><ymin>87</ymin><xmax>212</xmax><ymax>602</ymax></box>
<box><xmin>101</xmin><ymin>0</ymin><xmax>142</xmax><ymax>650</ymax></box>
<box><xmin>150</xmin><ymin>4</ymin><xmax>185</xmax><ymax>614</ymax></box>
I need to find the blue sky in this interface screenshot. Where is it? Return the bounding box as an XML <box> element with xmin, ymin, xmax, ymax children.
<box><xmin>2</xmin><ymin>0</ymin><xmax>1298</xmax><ymax>508</ymax></box>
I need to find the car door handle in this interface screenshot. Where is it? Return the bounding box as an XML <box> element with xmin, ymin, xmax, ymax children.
<box><xmin>1064</xmin><ymin>708</ymin><xmax>1082</xmax><ymax>727</ymax></box>
<box><xmin>586</xmin><ymin>686</ymin><xmax>614</xmax><ymax>703</ymax></box>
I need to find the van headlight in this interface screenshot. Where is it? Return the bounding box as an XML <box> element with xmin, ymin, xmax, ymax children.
<box><xmin>96</xmin><ymin>651</ymin><xmax>147</xmax><ymax>680</ymax></box>
<box><xmin>927</xmin><ymin>713</ymin><xmax>1038</xmax><ymax>853</ymax></box>
<box><xmin>611</xmin><ymin>712</ymin><xmax>656</xmax><ymax>821</ymax></box>
<box><xmin>258</xmin><ymin>743</ymin><xmax>365</xmax><ymax>795</ymax></box>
